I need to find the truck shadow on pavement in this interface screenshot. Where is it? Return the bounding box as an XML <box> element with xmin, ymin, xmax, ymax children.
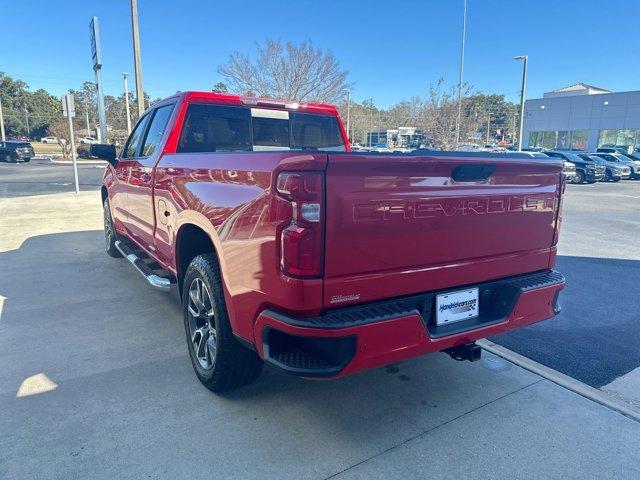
<box><xmin>2</xmin><ymin>232</ymin><xmax>640</xmax><ymax>479</ymax></box>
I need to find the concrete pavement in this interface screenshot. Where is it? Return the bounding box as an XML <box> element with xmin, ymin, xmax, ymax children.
<box><xmin>1</xmin><ymin>191</ymin><xmax>640</xmax><ymax>480</ymax></box>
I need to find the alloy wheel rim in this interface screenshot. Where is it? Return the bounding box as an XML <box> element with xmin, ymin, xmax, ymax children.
<box><xmin>187</xmin><ymin>278</ymin><xmax>217</xmax><ymax>370</ymax></box>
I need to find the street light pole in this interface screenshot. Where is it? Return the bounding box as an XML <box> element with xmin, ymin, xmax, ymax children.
<box><xmin>514</xmin><ymin>55</ymin><xmax>528</xmax><ymax>151</ymax></box>
<box><xmin>0</xmin><ymin>95</ymin><xmax>5</xmax><ymax>141</ymax></box>
<box><xmin>123</xmin><ymin>72</ymin><xmax>132</xmax><ymax>134</ymax></box>
<box><xmin>24</xmin><ymin>106</ymin><xmax>30</xmax><ymax>139</ymax></box>
<box><xmin>486</xmin><ymin>113</ymin><xmax>491</xmax><ymax>144</ymax></box>
<box><xmin>454</xmin><ymin>0</ymin><xmax>467</xmax><ymax>149</ymax></box>
<box><xmin>130</xmin><ymin>0</ymin><xmax>145</xmax><ymax>117</ymax></box>
<box><xmin>344</xmin><ymin>88</ymin><xmax>351</xmax><ymax>144</ymax></box>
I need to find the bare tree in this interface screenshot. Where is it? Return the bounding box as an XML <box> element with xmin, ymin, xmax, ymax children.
<box><xmin>47</xmin><ymin>120</ymin><xmax>70</xmax><ymax>157</ymax></box>
<box><xmin>418</xmin><ymin>79</ymin><xmax>480</xmax><ymax>150</ymax></box>
<box><xmin>217</xmin><ymin>40</ymin><xmax>350</xmax><ymax>104</ymax></box>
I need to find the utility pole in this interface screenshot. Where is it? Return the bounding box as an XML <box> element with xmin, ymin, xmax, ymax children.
<box><xmin>24</xmin><ymin>106</ymin><xmax>30</xmax><ymax>139</ymax></box>
<box><xmin>62</xmin><ymin>94</ymin><xmax>80</xmax><ymax>194</ymax></box>
<box><xmin>514</xmin><ymin>55</ymin><xmax>528</xmax><ymax>151</ymax></box>
<box><xmin>0</xmin><ymin>95</ymin><xmax>6</xmax><ymax>141</ymax></box>
<box><xmin>123</xmin><ymin>72</ymin><xmax>132</xmax><ymax>133</ymax></box>
<box><xmin>454</xmin><ymin>0</ymin><xmax>467</xmax><ymax>149</ymax></box>
<box><xmin>344</xmin><ymin>88</ymin><xmax>351</xmax><ymax>144</ymax></box>
<box><xmin>90</xmin><ymin>17</ymin><xmax>107</xmax><ymax>142</ymax></box>
<box><xmin>486</xmin><ymin>113</ymin><xmax>491</xmax><ymax>144</ymax></box>
<box><xmin>130</xmin><ymin>0</ymin><xmax>145</xmax><ymax>117</ymax></box>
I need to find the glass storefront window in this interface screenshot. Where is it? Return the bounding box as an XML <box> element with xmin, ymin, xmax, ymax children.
<box><xmin>616</xmin><ymin>130</ymin><xmax>636</xmax><ymax>148</ymax></box>
<box><xmin>529</xmin><ymin>131</ymin><xmax>540</xmax><ymax>148</ymax></box>
<box><xmin>542</xmin><ymin>131</ymin><xmax>557</xmax><ymax>150</ymax></box>
<box><xmin>598</xmin><ymin>130</ymin><xmax>618</xmax><ymax>147</ymax></box>
<box><xmin>556</xmin><ymin>131</ymin><xmax>570</xmax><ymax>150</ymax></box>
<box><xmin>571</xmin><ymin>130</ymin><xmax>588</xmax><ymax>150</ymax></box>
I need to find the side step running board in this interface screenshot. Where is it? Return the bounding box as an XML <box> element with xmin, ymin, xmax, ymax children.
<box><xmin>114</xmin><ymin>240</ymin><xmax>174</xmax><ymax>292</ymax></box>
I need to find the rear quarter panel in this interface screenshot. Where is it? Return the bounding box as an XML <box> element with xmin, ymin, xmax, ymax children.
<box><xmin>154</xmin><ymin>151</ymin><xmax>327</xmax><ymax>341</ymax></box>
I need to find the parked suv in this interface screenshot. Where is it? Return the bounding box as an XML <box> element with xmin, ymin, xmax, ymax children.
<box><xmin>544</xmin><ymin>151</ymin><xmax>605</xmax><ymax>183</ymax></box>
<box><xmin>580</xmin><ymin>154</ymin><xmax>628</xmax><ymax>181</ymax></box>
<box><xmin>0</xmin><ymin>140</ymin><xmax>35</xmax><ymax>162</ymax></box>
<box><xmin>592</xmin><ymin>153</ymin><xmax>636</xmax><ymax>180</ymax></box>
<box><xmin>96</xmin><ymin>91</ymin><xmax>566</xmax><ymax>394</ymax></box>
<box><xmin>616</xmin><ymin>152</ymin><xmax>640</xmax><ymax>179</ymax></box>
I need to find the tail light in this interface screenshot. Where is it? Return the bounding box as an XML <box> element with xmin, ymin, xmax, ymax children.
<box><xmin>276</xmin><ymin>172</ymin><xmax>324</xmax><ymax>278</ymax></box>
<box><xmin>553</xmin><ymin>173</ymin><xmax>566</xmax><ymax>245</ymax></box>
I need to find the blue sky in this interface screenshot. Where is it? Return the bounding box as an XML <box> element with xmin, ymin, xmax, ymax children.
<box><xmin>2</xmin><ymin>0</ymin><xmax>639</xmax><ymax>108</ymax></box>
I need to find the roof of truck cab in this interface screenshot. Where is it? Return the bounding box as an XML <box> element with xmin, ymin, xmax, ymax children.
<box><xmin>174</xmin><ymin>91</ymin><xmax>340</xmax><ymax>116</ymax></box>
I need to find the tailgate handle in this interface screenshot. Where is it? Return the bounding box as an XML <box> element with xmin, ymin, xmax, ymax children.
<box><xmin>451</xmin><ymin>165</ymin><xmax>496</xmax><ymax>182</ymax></box>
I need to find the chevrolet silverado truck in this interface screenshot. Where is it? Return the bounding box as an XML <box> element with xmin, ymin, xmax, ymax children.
<box><xmin>97</xmin><ymin>91</ymin><xmax>566</xmax><ymax>393</ymax></box>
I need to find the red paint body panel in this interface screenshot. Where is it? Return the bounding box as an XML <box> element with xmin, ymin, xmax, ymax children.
<box><xmin>103</xmin><ymin>91</ymin><xmax>566</xmax><ymax>378</ymax></box>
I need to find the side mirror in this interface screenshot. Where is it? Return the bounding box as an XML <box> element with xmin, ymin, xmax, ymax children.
<box><xmin>90</xmin><ymin>143</ymin><xmax>118</xmax><ymax>167</ymax></box>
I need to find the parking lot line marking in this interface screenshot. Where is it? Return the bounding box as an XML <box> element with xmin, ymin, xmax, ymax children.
<box><xmin>477</xmin><ymin>339</ymin><xmax>640</xmax><ymax>423</ymax></box>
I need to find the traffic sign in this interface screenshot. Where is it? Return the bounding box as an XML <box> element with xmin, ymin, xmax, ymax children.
<box><xmin>61</xmin><ymin>94</ymin><xmax>76</xmax><ymax>118</ymax></box>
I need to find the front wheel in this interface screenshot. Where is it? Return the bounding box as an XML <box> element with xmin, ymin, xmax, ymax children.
<box><xmin>574</xmin><ymin>171</ymin><xmax>585</xmax><ymax>184</ymax></box>
<box><xmin>183</xmin><ymin>254</ymin><xmax>263</xmax><ymax>393</ymax></box>
<box><xmin>103</xmin><ymin>198</ymin><xmax>121</xmax><ymax>258</ymax></box>
<box><xmin>613</xmin><ymin>177</ymin><xmax>621</xmax><ymax>182</ymax></box>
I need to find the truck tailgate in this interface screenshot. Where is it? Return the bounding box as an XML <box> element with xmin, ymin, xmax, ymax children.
<box><xmin>323</xmin><ymin>152</ymin><xmax>563</xmax><ymax>308</ymax></box>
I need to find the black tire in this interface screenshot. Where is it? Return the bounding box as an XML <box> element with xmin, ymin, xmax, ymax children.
<box><xmin>4</xmin><ymin>154</ymin><xmax>15</xmax><ymax>163</ymax></box>
<box><xmin>182</xmin><ymin>254</ymin><xmax>263</xmax><ymax>393</ymax></box>
<box><xmin>604</xmin><ymin>170</ymin><xmax>612</xmax><ymax>182</ymax></box>
<box><xmin>103</xmin><ymin>198</ymin><xmax>122</xmax><ymax>258</ymax></box>
<box><xmin>574</xmin><ymin>170</ymin><xmax>585</xmax><ymax>184</ymax></box>
<box><xmin>23</xmin><ymin>158</ymin><xmax>30</xmax><ymax>163</ymax></box>
<box><xmin>613</xmin><ymin>177</ymin><xmax>621</xmax><ymax>182</ymax></box>
<box><xmin>586</xmin><ymin>180</ymin><xmax>597</xmax><ymax>184</ymax></box>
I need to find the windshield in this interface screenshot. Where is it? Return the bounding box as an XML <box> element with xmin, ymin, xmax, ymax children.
<box><xmin>564</xmin><ymin>153</ymin><xmax>583</xmax><ymax>162</ymax></box>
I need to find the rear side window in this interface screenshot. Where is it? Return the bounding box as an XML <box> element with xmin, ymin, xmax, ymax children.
<box><xmin>290</xmin><ymin>112</ymin><xmax>345</xmax><ymax>151</ymax></box>
<box><xmin>177</xmin><ymin>104</ymin><xmax>346</xmax><ymax>153</ymax></box>
<box><xmin>141</xmin><ymin>104</ymin><xmax>174</xmax><ymax>157</ymax></box>
<box><xmin>178</xmin><ymin>104</ymin><xmax>251</xmax><ymax>153</ymax></box>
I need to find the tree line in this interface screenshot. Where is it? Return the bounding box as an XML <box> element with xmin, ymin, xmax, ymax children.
<box><xmin>1</xmin><ymin>39</ymin><xmax>520</xmax><ymax>154</ymax></box>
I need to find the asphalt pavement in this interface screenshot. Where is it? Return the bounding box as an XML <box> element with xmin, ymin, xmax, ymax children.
<box><xmin>0</xmin><ymin>158</ymin><xmax>105</xmax><ymax>197</ymax></box>
<box><xmin>1</xmin><ymin>191</ymin><xmax>639</xmax><ymax>479</ymax></box>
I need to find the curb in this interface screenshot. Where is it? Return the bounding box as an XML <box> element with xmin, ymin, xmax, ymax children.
<box><xmin>478</xmin><ymin>339</ymin><xmax>640</xmax><ymax>422</ymax></box>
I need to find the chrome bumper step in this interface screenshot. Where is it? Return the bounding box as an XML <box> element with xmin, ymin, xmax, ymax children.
<box><xmin>114</xmin><ymin>240</ymin><xmax>174</xmax><ymax>292</ymax></box>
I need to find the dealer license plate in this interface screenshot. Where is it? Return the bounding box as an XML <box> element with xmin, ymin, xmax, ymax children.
<box><xmin>435</xmin><ymin>288</ymin><xmax>479</xmax><ymax>326</ymax></box>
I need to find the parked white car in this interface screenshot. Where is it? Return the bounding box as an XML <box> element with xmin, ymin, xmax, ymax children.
<box><xmin>79</xmin><ymin>136</ymin><xmax>99</xmax><ymax>144</ymax></box>
<box><xmin>40</xmin><ymin>136</ymin><xmax>58</xmax><ymax>144</ymax></box>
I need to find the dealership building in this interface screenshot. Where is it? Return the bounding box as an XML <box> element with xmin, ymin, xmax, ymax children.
<box><xmin>523</xmin><ymin>83</ymin><xmax>640</xmax><ymax>152</ymax></box>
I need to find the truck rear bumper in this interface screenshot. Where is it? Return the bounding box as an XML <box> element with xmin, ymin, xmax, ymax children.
<box><xmin>253</xmin><ymin>270</ymin><xmax>564</xmax><ymax>378</ymax></box>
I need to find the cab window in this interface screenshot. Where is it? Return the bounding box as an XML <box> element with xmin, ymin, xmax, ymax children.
<box><xmin>122</xmin><ymin>114</ymin><xmax>151</xmax><ymax>159</ymax></box>
<box><xmin>140</xmin><ymin>104</ymin><xmax>174</xmax><ymax>157</ymax></box>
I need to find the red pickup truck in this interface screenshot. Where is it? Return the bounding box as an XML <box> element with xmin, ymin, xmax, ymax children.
<box><xmin>98</xmin><ymin>91</ymin><xmax>566</xmax><ymax>393</ymax></box>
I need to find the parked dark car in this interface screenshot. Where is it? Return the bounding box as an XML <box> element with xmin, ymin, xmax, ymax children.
<box><xmin>0</xmin><ymin>140</ymin><xmax>35</xmax><ymax>163</ymax></box>
<box><xmin>592</xmin><ymin>153</ymin><xmax>638</xmax><ymax>179</ymax></box>
<box><xmin>579</xmin><ymin>154</ymin><xmax>629</xmax><ymax>181</ymax></box>
<box><xmin>77</xmin><ymin>143</ymin><xmax>92</xmax><ymax>159</ymax></box>
<box><xmin>544</xmin><ymin>151</ymin><xmax>605</xmax><ymax>183</ymax></box>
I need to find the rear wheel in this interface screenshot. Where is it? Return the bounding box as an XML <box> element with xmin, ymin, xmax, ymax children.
<box><xmin>4</xmin><ymin>154</ymin><xmax>15</xmax><ymax>163</ymax></box>
<box><xmin>103</xmin><ymin>198</ymin><xmax>122</xmax><ymax>258</ymax></box>
<box><xmin>604</xmin><ymin>170</ymin><xmax>612</xmax><ymax>182</ymax></box>
<box><xmin>183</xmin><ymin>254</ymin><xmax>263</xmax><ymax>393</ymax></box>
